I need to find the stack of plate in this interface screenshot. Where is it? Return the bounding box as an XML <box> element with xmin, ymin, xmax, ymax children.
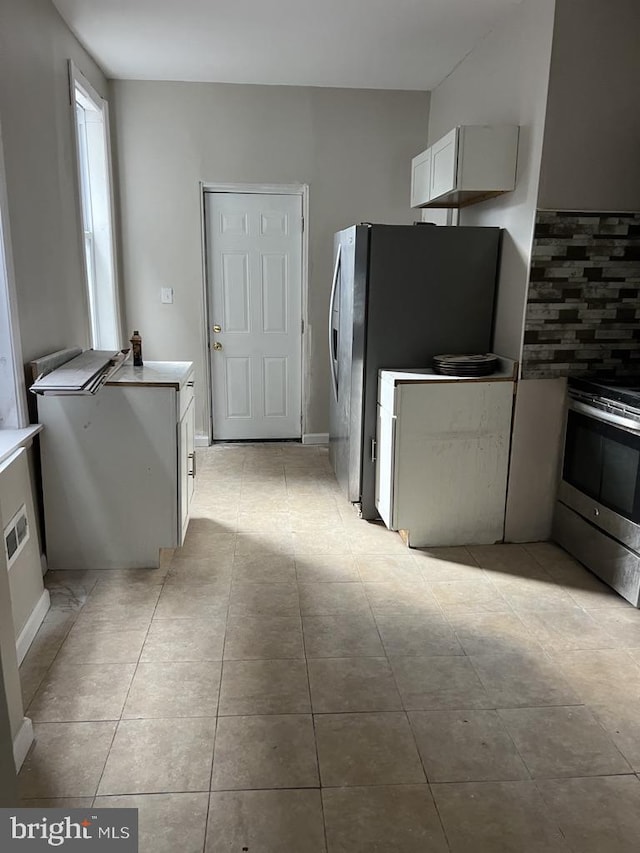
<box><xmin>433</xmin><ymin>353</ymin><xmax>498</xmax><ymax>377</ymax></box>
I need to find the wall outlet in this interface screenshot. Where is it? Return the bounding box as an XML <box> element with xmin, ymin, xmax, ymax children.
<box><xmin>161</xmin><ymin>287</ymin><xmax>174</xmax><ymax>304</ymax></box>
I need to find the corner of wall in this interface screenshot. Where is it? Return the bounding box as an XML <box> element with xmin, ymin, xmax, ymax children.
<box><xmin>504</xmin><ymin>376</ymin><xmax>567</xmax><ymax>542</ymax></box>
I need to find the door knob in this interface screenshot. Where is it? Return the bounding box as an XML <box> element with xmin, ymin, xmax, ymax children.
<box><xmin>213</xmin><ymin>341</ymin><xmax>223</xmax><ymax>351</ymax></box>
<box><xmin>213</xmin><ymin>325</ymin><xmax>222</xmax><ymax>333</ymax></box>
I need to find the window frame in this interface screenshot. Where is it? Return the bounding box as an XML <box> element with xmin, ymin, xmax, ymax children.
<box><xmin>0</xmin><ymin>120</ymin><xmax>28</xmax><ymax>429</ymax></box>
<box><xmin>68</xmin><ymin>60</ymin><xmax>122</xmax><ymax>351</ymax></box>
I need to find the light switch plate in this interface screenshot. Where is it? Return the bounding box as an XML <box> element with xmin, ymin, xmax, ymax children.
<box><xmin>161</xmin><ymin>287</ymin><xmax>174</xmax><ymax>304</ymax></box>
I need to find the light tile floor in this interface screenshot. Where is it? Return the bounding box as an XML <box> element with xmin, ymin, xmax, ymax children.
<box><xmin>18</xmin><ymin>443</ymin><xmax>640</xmax><ymax>852</ymax></box>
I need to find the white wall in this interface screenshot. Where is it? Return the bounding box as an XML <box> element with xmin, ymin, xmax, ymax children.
<box><xmin>0</xmin><ymin>497</ymin><xmax>25</xmax><ymax>767</ymax></box>
<box><xmin>0</xmin><ymin>1</ymin><xmax>107</xmax><ymax>770</ymax></box>
<box><xmin>0</xmin><ymin>0</ymin><xmax>109</xmax><ymax>365</ymax></box>
<box><xmin>538</xmin><ymin>0</ymin><xmax>640</xmax><ymax>211</ymax></box>
<box><xmin>504</xmin><ymin>0</ymin><xmax>640</xmax><ymax>541</ymax></box>
<box><xmin>0</xmin><ymin>449</ymin><xmax>46</xmax><ymax>644</ymax></box>
<box><xmin>0</xmin><ymin>652</ymin><xmax>18</xmax><ymax>805</ymax></box>
<box><xmin>425</xmin><ymin>0</ymin><xmax>558</xmax><ymax>542</ymax></box>
<box><xmin>427</xmin><ymin>0</ymin><xmax>556</xmax><ymax>361</ymax></box>
<box><xmin>112</xmin><ymin>81</ymin><xmax>429</xmax><ymax>437</ymax></box>
<box><xmin>0</xmin><ymin>0</ymin><xmax>107</xmax><ymax>637</ymax></box>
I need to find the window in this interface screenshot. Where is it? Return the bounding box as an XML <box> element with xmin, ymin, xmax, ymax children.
<box><xmin>70</xmin><ymin>61</ymin><xmax>121</xmax><ymax>350</ymax></box>
<box><xmin>0</xmin><ymin>121</ymin><xmax>27</xmax><ymax>429</ymax></box>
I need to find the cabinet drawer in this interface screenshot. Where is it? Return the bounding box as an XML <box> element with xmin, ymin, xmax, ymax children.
<box><xmin>179</xmin><ymin>373</ymin><xmax>195</xmax><ymax>421</ymax></box>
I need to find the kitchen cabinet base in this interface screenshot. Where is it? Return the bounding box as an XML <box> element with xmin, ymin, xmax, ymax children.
<box><xmin>38</xmin><ymin>363</ymin><xmax>195</xmax><ymax>571</ymax></box>
<box><xmin>376</xmin><ymin>367</ymin><xmax>515</xmax><ymax>548</ymax></box>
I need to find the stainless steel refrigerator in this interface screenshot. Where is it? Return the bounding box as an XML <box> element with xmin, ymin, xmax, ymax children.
<box><xmin>328</xmin><ymin>223</ymin><xmax>501</xmax><ymax>520</ymax></box>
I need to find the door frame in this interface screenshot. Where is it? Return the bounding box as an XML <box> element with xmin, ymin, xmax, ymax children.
<box><xmin>199</xmin><ymin>181</ymin><xmax>310</xmax><ymax>445</ymax></box>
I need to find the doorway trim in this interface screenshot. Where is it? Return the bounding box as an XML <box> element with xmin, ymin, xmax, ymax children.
<box><xmin>199</xmin><ymin>181</ymin><xmax>310</xmax><ymax>445</ymax></box>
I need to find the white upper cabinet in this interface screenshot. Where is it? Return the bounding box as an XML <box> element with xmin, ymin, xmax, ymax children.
<box><xmin>410</xmin><ymin>125</ymin><xmax>519</xmax><ymax>209</ymax></box>
<box><xmin>429</xmin><ymin>128</ymin><xmax>459</xmax><ymax>200</ymax></box>
<box><xmin>409</xmin><ymin>147</ymin><xmax>431</xmax><ymax>208</ymax></box>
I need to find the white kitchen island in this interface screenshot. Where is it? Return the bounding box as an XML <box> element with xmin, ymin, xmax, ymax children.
<box><xmin>38</xmin><ymin>361</ymin><xmax>195</xmax><ymax>570</ymax></box>
<box><xmin>375</xmin><ymin>359</ymin><xmax>516</xmax><ymax>547</ymax></box>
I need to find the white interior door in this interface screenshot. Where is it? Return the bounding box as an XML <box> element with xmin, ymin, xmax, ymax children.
<box><xmin>205</xmin><ymin>191</ymin><xmax>303</xmax><ymax>440</ymax></box>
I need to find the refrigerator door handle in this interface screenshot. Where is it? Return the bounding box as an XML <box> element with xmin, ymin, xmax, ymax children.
<box><xmin>328</xmin><ymin>242</ymin><xmax>342</xmax><ymax>402</ymax></box>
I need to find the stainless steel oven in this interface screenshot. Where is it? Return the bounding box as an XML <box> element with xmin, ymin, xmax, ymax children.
<box><xmin>553</xmin><ymin>378</ymin><xmax>640</xmax><ymax>607</ymax></box>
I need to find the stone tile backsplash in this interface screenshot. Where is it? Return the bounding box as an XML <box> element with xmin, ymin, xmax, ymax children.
<box><xmin>521</xmin><ymin>210</ymin><xmax>640</xmax><ymax>379</ymax></box>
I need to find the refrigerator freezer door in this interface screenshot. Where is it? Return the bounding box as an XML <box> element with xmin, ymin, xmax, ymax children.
<box><xmin>328</xmin><ymin>243</ymin><xmax>341</xmax><ymax>404</ymax></box>
<box><xmin>328</xmin><ymin>226</ymin><xmax>363</xmax><ymax>502</ymax></box>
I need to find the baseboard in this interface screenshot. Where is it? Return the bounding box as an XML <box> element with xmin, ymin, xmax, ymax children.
<box><xmin>302</xmin><ymin>433</ymin><xmax>329</xmax><ymax>445</ymax></box>
<box><xmin>195</xmin><ymin>434</ymin><xmax>209</xmax><ymax>448</ymax></box>
<box><xmin>13</xmin><ymin>717</ymin><xmax>34</xmax><ymax>771</ymax></box>
<box><xmin>16</xmin><ymin>588</ymin><xmax>50</xmax><ymax>665</ymax></box>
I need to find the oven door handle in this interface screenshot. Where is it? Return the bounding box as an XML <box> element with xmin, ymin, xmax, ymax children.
<box><xmin>569</xmin><ymin>398</ymin><xmax>640</xmax><ymax>435</ymax></box>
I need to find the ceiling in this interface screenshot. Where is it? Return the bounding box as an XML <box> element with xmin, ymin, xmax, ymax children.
<box><xmin>52</xmin><ymin>0</ymin><xmax>523</xmax><ymax>90</ymax></box>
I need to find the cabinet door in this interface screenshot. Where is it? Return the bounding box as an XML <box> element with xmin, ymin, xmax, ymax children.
<box><xmin>179</xmin><ymin>396</ymin><xmax>195</xmax><ymax>544</ymax></box>
<box><xmin>430</xmin><ymin>128</ymin><xmax>459</xmax><ymax>200</ymax></box>
<box><xmin>375</xmin><ymin>403</ymin><xmax>397</xmax><ymax>529</ymax></box>
<box><xmin>410</xmin><ymin>148</ymin><xmax>432</xmax><ymax>207</ymax></box>
<box><xmin>39</xmin><ymin>387</ymin><xmax>178</xmax><ymax>569</ymax></box>
<box><xmin>394</xmin><ymin>381</ymin><xmax>514</xmax><ymax>546</ymax></box>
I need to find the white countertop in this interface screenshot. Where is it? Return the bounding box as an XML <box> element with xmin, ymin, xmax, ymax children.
<box><xmin>380</xmin><ymin>356</ymin><xmax>517</xmax><ymax>385</ymax></box>
<box><xmin>0</xmin><ymin>425</ymin><xmax>43</xmax><ymax>467</ymax></box>
<box><xmin>107</xmin><ymin>361</ymin><xmax>194</xmax><ymax>389</ymax></box>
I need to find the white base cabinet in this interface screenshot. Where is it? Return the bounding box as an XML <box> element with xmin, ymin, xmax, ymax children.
<box><xmin>38</xmin><ymin>361</ymin><xmax>195</xmax><ymax>570</ymax></box>
<box><xmin>376</xmin><ymin>367</ymin><xmax>515</xmax><ymax>547</ymax></box>
<box><xmin>179</xmin><ymin>392</ymin><xmax>196</xmax><ymax>544</ymax></box>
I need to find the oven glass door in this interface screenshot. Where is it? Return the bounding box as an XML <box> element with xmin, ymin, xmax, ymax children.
<box><xmin>564</xmin><ymin>409</ymin><xmax>640</xmax><ymax>523</ymax></box>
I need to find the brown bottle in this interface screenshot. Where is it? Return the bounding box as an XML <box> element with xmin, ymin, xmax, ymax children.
<box><xmin>130</xmin><ymin>330</ymin><xmax>143</xmax><ymax>367</ymax></box>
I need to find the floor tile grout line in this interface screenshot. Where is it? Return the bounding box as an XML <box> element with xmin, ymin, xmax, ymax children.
<box><xmin>31</xmin><ymin>771</ymin><xmax>640</xmax><ymax>805</ymax></box>
<box><xmin>21</xmin><ymin>610</ymin><xmax>79</xmax><ymax>717</ymax></box>
<box><xmin>528</xmin><ymin>776</ymin><xmax>587</xmax><ymax>846</ymax></box>
<box><xmin>117</xmin><ymin>582</ymin><xmax>166</xmax><ymax>721</ymax></box>
<box><xmin>568</xmin><ymin>701</ymin><xmax>636</xmax><ymax>774</ymax></box>
<box><xmin>89</xmin><ymin>719</ymin><xmax>122</xmax><ymax>805</ymax></box>
<box><xmin>28</xmin><ymin>697</ymin><xmax>611</xmax><ymax>726</ymax></box>
<box><xmin>24</xmin><ymin>586</ymin><xmax>161</xmax><ymax>718</ymax></box>
<box><xmin>37</xmin><ymin>778</ymin><xmax>574</xmax><ymax>798</ymax></box>
<box><xmin>491</xmin><ymin>707</ymin><xmax>547</xmax><ymax>783</ymax></box>
<box><xmin>426</xmin><ymin>781</ymin><xmax>454</xmax><ymax>853</ymax></box>
<box><xmin>207</xmin><ymin>715</ymin><xmax>221</xmax><ymax>811</ymax></box>
<box><xmin>209</xmin><ymin>545</ymin><xmax>235</xmax><ymax>794</ymax></box>
<box><xmin>299</xmin><ymin>579</ymin><xmax>330</xmax><ymax>851</ymax></box>
<box><xmin>85</xmin><ymin>557</ymin><xmax>167</xmax><ymax>802</ymax></box>
<box><xmin>354</xmin><ymin>565</ymin><xmax>441</xmax><ymax>799</ymax></box>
